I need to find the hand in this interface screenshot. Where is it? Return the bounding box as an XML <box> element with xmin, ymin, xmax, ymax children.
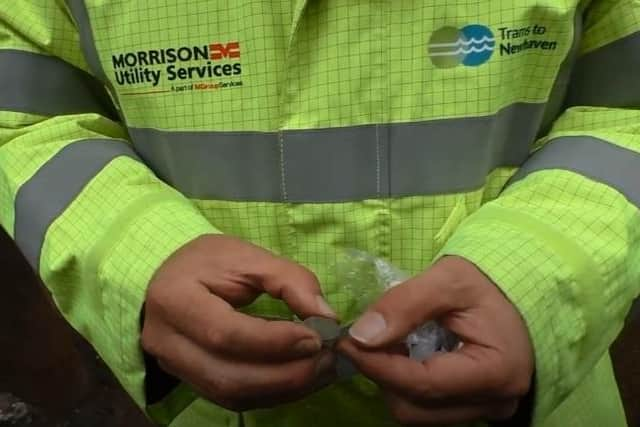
<box><xmin>141</xmin><ymin>235</ymin><xmax>337</xmax><ymax>411</ymax></box>
<box><xmin>338</xmin><ymin>256</ymin><xmax>534</xmax><ymax>426</ymax></box>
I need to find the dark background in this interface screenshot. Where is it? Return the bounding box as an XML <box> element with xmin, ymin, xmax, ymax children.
<box><xmin>0</xmin><ymin>227</ymin><xmax>637</xmax><ymax>426</ymax></box>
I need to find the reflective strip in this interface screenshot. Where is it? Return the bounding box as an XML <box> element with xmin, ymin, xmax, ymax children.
<box><xmin>0</xmin><ymin>49</ymin><xmax>116</xmax><ymax>118</ymax></box>
<box><xmin>565</xmin><ymin>31</ymin><xmax>640</xmax><ymax>108</ymax></box>
<box><xmin>508</xmin><ymin>136</ymin><xmax>640</xmax><ymax>208</ymax></box>
<box><xmin>129</xmin><ymin>102</ymin><xmax>544</xmax><ymax>203</ymax></box>
<box><xmin>539</xmin><ymin>3</ymin><xmax>584</xmax><ymax>134</ymax></box>
<box><xmin>14</xmin><ymin>140</ymin><xmax>138</xmax><ymax>269</ymax></box>
<box><xmin>65</xmin><ymin>0</ymin><xmax>125</xmax><ymax>122</ymax></box>
<box><xmin>510</xmin><ymin>137</ymin><xmax>640</xmax><ymax>325</ymax></box>
<box><xmin>65</xmin><ymin>0</ymin><xmax>109</xmax><ymax>81</ymax></box>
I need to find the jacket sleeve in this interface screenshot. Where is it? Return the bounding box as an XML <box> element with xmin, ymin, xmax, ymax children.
<box><xmin>437</xmin><ymin>1</ymin><xmax>640</xmax><ymax>423</ymax></box>
<box><xmin>0</xmin><ymin>2</ymin><xmax>218</xmax><ymax>409</ymax></box>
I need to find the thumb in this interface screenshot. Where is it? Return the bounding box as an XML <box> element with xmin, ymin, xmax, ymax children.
<box><xmin>348</xmin><ymin>257</ymin><xmax>466</xmax><ymax>348</ymax></box>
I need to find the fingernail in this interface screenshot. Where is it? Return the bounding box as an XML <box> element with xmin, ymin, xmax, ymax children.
<box><xmin>293</xmin><ymin>337</ymin><xmax>322</xmax><ymax>355</ymax></box>
<box><xmin>316</xmin><ymin>296</ymin><xmax>337</xmax><ymax>318</ymax></box>
<box><xmin>349</xmin><ymin>311</ymin><xmax>386</xmax><ymax>344</ymax></box>
<box><xmin>314</xmin><ymin>351</ymin><xmax>335</xmax><ymax>376</ymax></box>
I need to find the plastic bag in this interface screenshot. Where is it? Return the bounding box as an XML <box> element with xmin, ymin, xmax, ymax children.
<box><xmin>336</xmin><ymin>249</ymin><xmax>459</xmax><ymax>362</ymax></box>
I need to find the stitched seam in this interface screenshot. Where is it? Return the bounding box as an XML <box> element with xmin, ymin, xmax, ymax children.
<box><xmin>278</xmin><ymin>129</ymin><xmax>288</xmax><ymax>202</ymax></box>
<box><xmin>375</xmin><ymin>124</ymin><xmax>381</xmax><ymax>197</ymax></box>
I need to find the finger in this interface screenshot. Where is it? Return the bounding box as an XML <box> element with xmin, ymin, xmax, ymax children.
<box><xmin>155</xmin><ymin>332</ymin><xmax>336</xmax><ymax>411</ymax></box>
<box><xmin>256</xmin><ymin>256</ymin><xmax>337</xmax><ymax>320</ymax></box>
<box><xmin>202</xmin><ymin>279</ymin><xmax>262</xmax><ymax>308</ymax></box>
<box><xmin>193</xmin><ymin>235</ymin><xmax>337</xmax><ymax>319</ymax></box>
<box><xmin>384</xmin><ymin>392</ymin><xmax>518</xmax><ymax>426</ymax></box>
<box><xmin>156</xmin><ymin>282</ymin><xmax>325</xmax><ymax>361</ymax></box>
<box><xmin>348</xmin><ymin>258</ymin><xmax>472</xmax><ymax>348</ymax></box>
<box><xmin>339</xmin><ymin>338</ymin><xmax>525</xmax><ymax>402</ymax></box>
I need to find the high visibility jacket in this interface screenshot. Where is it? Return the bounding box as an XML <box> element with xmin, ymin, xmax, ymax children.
<box><xmin>1</xmin><ymin>1</ymin><xmax>639</xmax><ymax>426</ymax></box>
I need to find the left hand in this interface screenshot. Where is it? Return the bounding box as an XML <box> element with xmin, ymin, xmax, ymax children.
<box><xmin>337</xmin><ymin>256</ymin><xmax>534</xmax><ymax>426</ymax></box>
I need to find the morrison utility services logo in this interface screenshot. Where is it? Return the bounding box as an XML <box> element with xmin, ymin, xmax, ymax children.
<box><xmin>428</xmin><ymin>25</ymin><xmax>495</xmax><ymax>68</ymax></box>
<box><xmin>111</xmin><ymin>42</ymin><xmax>243</xmax><ymax>96</ymax></box>
<box><xmin>428</xmin><ymin>23</ymin><xmax>559</xmax><ymax>68</ymax></box>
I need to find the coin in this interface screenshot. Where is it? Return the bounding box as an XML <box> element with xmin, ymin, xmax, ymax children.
<box><xmin>303</xmin><ymin>316</ymin><xmax>341</xmax><ymax>348</ymax></box>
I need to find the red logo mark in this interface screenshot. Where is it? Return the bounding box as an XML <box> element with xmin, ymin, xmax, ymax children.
<box><xmin>209</xmin><ymin>42</ymin><xmax>240</xmax><ymax>60</ymax></box>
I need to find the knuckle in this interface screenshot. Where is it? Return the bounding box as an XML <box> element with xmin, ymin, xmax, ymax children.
<box><xmin>144</xmin><ymin>287</ymin><xmax>164</xmax><ymax>312</ymax></box>
<box><xmin>411</xmin><ymin>381</ymin><xmax>436</xmax><ymax>401</ymax></box>
<box><xmin>140</xmin><ymin>327</ymin><xmax>163</xmax><ymax>356</ymax></box>
<box><xmin>261</xmin><ymin>362</ymin><xmax>313</xmax><ymax>394</ymax></box>
<box><xmin>291</xmin><ymin>264</ymin><xmax>320</xmax><ymax>288</ymax></box>
<box><xmin>204</xmin><ymin>324</ymin><xmax>231</xmax><ymax>349</ymax></box>
<box><xmin>203</xmin><ymin>371</ymin><xmax>241</xmax><ymax>401</ymax></box>
<box><xmin>288</xmin><ymin>364</ymin><xmax>316</xmax><ymax>389</ymax></box>
<box><xmin>145</xmin><ymin>283</ymin><xmax>176</xmax><ymax>318</ymax></box>
<box><xmin>283</xmin><ymin>375</ymin><xmax>306</xmax><ymax>392</ymax></box>
<box><xmin>219</xmin><ymin>376</ymin><xmax>242</xmax><ymax>399</ymax></box>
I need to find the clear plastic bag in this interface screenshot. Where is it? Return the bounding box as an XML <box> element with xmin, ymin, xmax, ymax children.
<box><xmin>336</xmin><ymin>249</ymin><xmax>459</xmax><ymax>361</ymax></box>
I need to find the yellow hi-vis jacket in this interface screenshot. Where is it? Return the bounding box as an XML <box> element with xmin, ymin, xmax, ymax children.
<box><xmin>1</xmin><ymin>1</ymin><xmax>639</xmax><ymax>426</ymax></box>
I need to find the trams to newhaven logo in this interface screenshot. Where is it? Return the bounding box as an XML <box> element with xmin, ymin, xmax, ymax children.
<box><xmin>428</xmin><ymin>25</ymin><xmax>495</xmax><ymax>68</ymax></box>
<box><xmin>428</xmin><ymin>24</ymin><xmax>558</xmax><ymax>68</ymax></box>
<box><xmin>111</xmin><ymin>42</ymin><xmax>243</xmax><ymax>95</ymax></box>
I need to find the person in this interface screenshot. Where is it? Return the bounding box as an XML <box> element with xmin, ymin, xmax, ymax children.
<box><xmin>1</xmin><ymin>1</ymin><xmax>638</xmax><ymax>426</ymax></box>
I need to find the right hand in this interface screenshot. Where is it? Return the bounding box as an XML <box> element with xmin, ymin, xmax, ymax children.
<box><xmin>141</xmin><ymin>234</ymin><xmax>338</xmax><ymax>411</ymax></box>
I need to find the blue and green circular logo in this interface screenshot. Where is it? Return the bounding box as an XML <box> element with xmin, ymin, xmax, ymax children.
<box><xmin>428</xmin><ymin>25</ymin><xmax>495</xmax><ymax>68</ymax></box>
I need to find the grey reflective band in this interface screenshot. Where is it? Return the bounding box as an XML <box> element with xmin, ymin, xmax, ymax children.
<box><xmin>65</xmin><ymin>0</ymin><xmax>125</xmax><ymax>121</ymax></box>
<box><xmin>65</xmin><ymin>0</ymin><xmax>108</xmax><ymax>81</ymax></box>
<box><xmin>509</xmin><ymin>136</ymin><xmax>640</xmax><ymax>208</ymax></box>
<box><xmin>0</xmin><ymin>49</ymin><xmax>116</xmax><ymax>118</ymax></box>
<box><xmin>539</xmin><ymin>3</ymin><xmax>585</xmax><ymax>134</ymax></box>
<box><xmin>565</xmin><ymin>31</ymin><xmax>640</xmax><ymax>108</ymax></box>
<box><xmin>14</xmin><ymin>139</ymin><xmax>138</xmax><ymax>269</ymax></box>
<box><xmin>130</xmin><ymin>102</ymin><xmax>544</xmax><ymax>203</ymax></box>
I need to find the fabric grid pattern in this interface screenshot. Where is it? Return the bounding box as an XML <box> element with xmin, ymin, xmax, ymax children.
<box><xmin>1</xmin><ymin>1</ymin><xmax>639</xmax><ymax>426</ymax></box>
